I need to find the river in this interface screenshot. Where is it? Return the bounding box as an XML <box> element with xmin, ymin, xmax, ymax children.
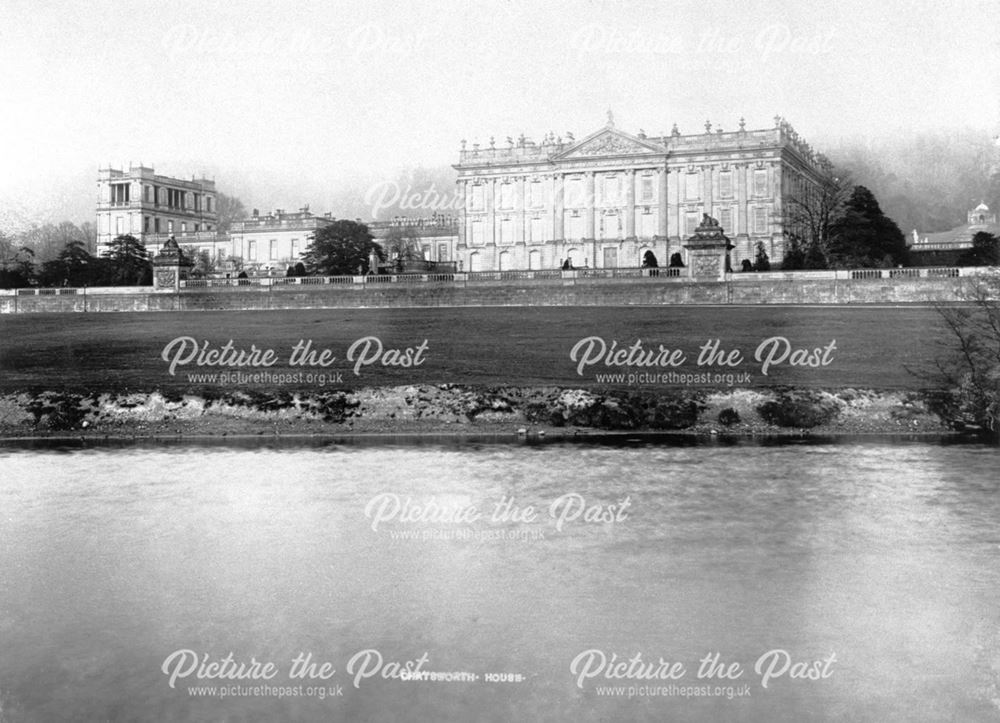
<box><xmin>0</xmin><ymin>438</ymin><xmax>998</xmax><ymax>722</ymax></box>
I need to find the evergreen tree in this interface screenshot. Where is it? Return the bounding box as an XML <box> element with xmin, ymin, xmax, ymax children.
<box><xmin>827</xmin><ymin>186</ymin><xmax>908</xmax><ymax>268</ymax></box>
<box><xmin>103</xmin><ymin>234</ymin><xmax>152</xmax><ymax>285</ymax></box>
<box><xmin>302</xmin><ymin>220</ymin><xmax>383</xmax><ymax>276</ymax></box>
<box><xmin>753</xmin><ymin>242</ymin><xmax>771</xmax><ymax>271</ymax></box>
<box><xmin>957</xmin><ymin>232</ymin><xmax>1000</xmax><ymax>266</ymax></box>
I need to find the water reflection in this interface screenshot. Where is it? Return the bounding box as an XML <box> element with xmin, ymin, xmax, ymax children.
<box><xmin>0</xmin><ymin>439</ymin><xmax>998</xmax><ymax>721</ymax></box>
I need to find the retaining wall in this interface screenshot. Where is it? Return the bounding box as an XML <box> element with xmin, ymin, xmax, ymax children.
<box><xmin>0</xmin><ymin>276</ymin><xmax>973</xmax><ymax>314</ymax></box>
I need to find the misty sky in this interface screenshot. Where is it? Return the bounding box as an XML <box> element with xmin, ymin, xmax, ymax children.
<box><xmin>1</xmin><ymin>0</ymin><xmax>998</xmax><ymax>227</ymax></box>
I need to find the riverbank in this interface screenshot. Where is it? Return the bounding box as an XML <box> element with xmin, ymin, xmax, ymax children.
<box><xmin>0</xmin><ymin>385</ymin><xmax>960</xmax><ymax>440</ymax></box>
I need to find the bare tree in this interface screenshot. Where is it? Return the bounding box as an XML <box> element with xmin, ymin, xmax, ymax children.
<box><xmin>778</xmin><ymin>163</ymin><xmax>853</xmax><ymax>269</ymax></box>
<box><xmin>214</xmin><ymin>193</ymin><xmax>248</xmax><ymax>235</ymax></box>
<box><xmin>931</xmin><ymin>270</ymin><xmax>1000</xmax><ymax>439</ymax></box>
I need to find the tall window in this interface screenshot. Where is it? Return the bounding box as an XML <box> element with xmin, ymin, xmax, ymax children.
<box><xmin>640</xmin><ymin>209</ymin><xmax>656</xmax><ymax>238</ymax></box>
<box><xmin>471</xmin><ymin>219</ymin><xmax>484</xmax><ymax>245</ymax></box>
<box><xmin>601</xmin><ymin>213</ymin><xmax>620</xmax><ymax>239</ymax></box>
<box><xmin>499</xmin><ymin>183</ymin><xmax>513</xmax><ymax>210</ymax></box>
<box><xmin>566</xmin><ymin>178</ymin><xmax>583</xmax><ymax>208</ymax></box>
<box><xmin>719</xmin><ymin>171</ymin><xmax>733</xmax><ymax>199</ymax></box>
<box><xmin>470</xmin><ymin>185</ymin><xmax>484</xmax><ymax>210</ymax></box>
<box><xmin>269</xmin><ymin>239</ymin><xmax>278</xmax><ymax>260</ymax></box>
<box><xmin>684</xmin><ymin>174</ymin><xmax>699</xmax><ymax>200</ymax></box>
<box><xmin>753</xmin><ymin>170</ymin><xmax>768</xmax><ymax>197</ymax></box>
<box><xmin>719</xmin><ymin>207</ymin><xmax>733</xmax><ymax>233</ymax></box>
<box><xmin>291</xmin><ymin>239</ymin><xmax>299</xmax><ymax>258</ymax></box>
<box><xmin>437</xmin><ymin>243</ymin><xmax>448</xmax><ymax>261</ymax></box>
<box><xmin>567</xmin><ymin>212</ymin><xmax>584</xmax><ymax>240</ymax></box>
<box><xmin>753</xmin><ymin>206</ymin><xmax>769</xmax><ymax>234</ymax></box>
<box><xmin>603</xmin><ymin>176</ymin><xmax>619</xmax><ymax>205</ymax></box>
<box><xmin>530</xmin><ymin>216</ymin><xmax>545</xmax><ymax>243</ymax></box>
<box><xmin>530</xmin><ymin>181</ymin><xmax>544</xmax><ymax>207</ymax></box>
<box><xmin>248</xmin><ymin>240</ymin><xmax>257</xmax><ymax>261</ymax></box>
<box><xmin>640</xmin><ymin>176</ymin><xmax>654</xmax><ymax>203</ymax></box>
<box><xmin>499</xmin><ymin>217</ymin><xmax>513</xmax><ymax>245</ymax></box>
<box><xmin>685</xmin><ymin>212</ymin><xmax>699</xmax><ymax>234</ymax></box>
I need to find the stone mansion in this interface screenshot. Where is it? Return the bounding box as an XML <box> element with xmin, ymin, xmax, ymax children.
<box><xmin>454</xmin><ymin>114</ymin><xmax>831</xmax><ymax>271</ymax></box>
<box><xmin>96</xmin><ymin>114</ymin><xmax>831</xmax><ymax>273</ymax></box>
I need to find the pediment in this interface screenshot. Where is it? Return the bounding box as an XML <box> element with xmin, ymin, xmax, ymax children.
<box><xmin>556</xmin><ymin>129</ymin><xmax>665</xmax><ymax>159</ymax></box>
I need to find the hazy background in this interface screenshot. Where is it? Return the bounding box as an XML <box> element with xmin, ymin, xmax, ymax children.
<box><xmin>1</xmin><ymin>0</ymin><xmax>998</xmax><ymax>237</ymax></box>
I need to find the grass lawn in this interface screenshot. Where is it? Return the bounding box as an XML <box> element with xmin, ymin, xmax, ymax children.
<box><xmin>0</xmin><ymin>305</ymin><xmax>953</xmax><ymax>394</ymax></box>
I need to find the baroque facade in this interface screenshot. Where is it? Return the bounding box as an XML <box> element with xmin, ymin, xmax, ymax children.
<box><xmin>96</xmin><ymin>165</ymin><xmax>218</xmax><ymax>253</ymax></box>
<box><xmin>454</xmin><ymin>115</ymin><xmax>830</xmax><ymax>271</ymax></box>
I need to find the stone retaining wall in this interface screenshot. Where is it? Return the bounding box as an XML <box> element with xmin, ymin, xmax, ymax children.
<box><xmin>0</xmin><ymin>276</ymin><xmax>968</xmax><ymax>314</ymax></box>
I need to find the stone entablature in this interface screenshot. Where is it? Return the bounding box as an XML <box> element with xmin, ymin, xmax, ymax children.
<box><xmin>454</xmin><ymin>115</ymin><xmax>829</xmax><ymax>273</ymax></box>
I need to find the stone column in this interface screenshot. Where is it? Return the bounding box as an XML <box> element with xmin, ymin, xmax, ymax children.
<box><xmin>456</xmin><ymin>180</ymin><xmax>467</xmax><ymax>248</ymax></box>
<box><xmin>553</xmin><ymin>174</ymin><xmax>564</xmax><ymax>243</ymax></box>
<box><xmin>657</xmin><ymin>167</ymin><xmax>669</xmax><ymax>239</ymax></box>
<box><xmin>703</xmin><ymin>165</ymin><xmax>713</xmax><ymax>216</ymax></box>
<box><xmin>584</xmin><ymin>172</ymin><xmax>595</xmax><ymax>241</ymax></box>
<box><xmin>624</xmin><ymin>169</ymin><xmax>636</xmax><ymax>240</ymax></box>
<box><xmin>486</xmin><ymin>178</ymin><xmax>496</xmax><ymax>247</ymax></box>
<box><xmin>515</xmin><ymin>175</ymin><xmax>526</xmax><ymax>246</ymax></box>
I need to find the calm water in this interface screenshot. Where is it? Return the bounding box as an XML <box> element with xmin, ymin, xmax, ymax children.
<box><xmin>1</xmin><ymin>439</ymin><xmax>999</xmax><ymax>722</ymax></box>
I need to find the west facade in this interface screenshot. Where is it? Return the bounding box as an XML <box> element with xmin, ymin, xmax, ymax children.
<box><xmin>96</xmin><ymin>165</ymin><xmax>219</xmax><ymax>254</ymax></box>
<box><xmin>454</xmin><ymin>116</ymin><xmax>830</xmax><ymax>271</ymax></box>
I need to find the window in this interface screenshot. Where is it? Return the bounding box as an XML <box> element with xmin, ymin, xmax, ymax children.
<box><xmin>206</xmin><ymin>197</ymin><xmax>213</xmax><ymax>213</ymax></box>
<box><xmin>422</xmin><ymin>244</ymin><xmax>431</xmax><ymax>259</ymax></box>
<box><xmin>291</xmin><ymin>239</ymin><xmax>299</xmax><ymax>257</ymax></box>
<box><xmin>640</xmin><ymin>210</ymin><xmax>656</xmax><ymax>239</ymax></box>
<box><xmin>500</xmin><ymin>183</ymin><xmax>513</xmax><ymax>209</ymax></box>
<box><xmin>499</xmin><ymin>217</ymin><xmax>513</xmax><ymax>245</ymax></box>
<box><xmin>154</xmin><ymin>218</ymin><xmax>161</xmax><ymax>233</ymax></box>
<box><xmin>753</xmin><ymin>169</ymin><xmax>768</xmax><ymax>197</ymax></box>
<box><xmin>145</xmin><ymin>186</ymin><xmax>152</xmax><ymax>202</ymax></box>
<box><xmin>116</xmin><ymin>217</ymin><xmax>124</xmax><ymax>234</ymax></box>
<box><xmin>603</xmin><ymin>176</ymin><xmax>619</xmax><ymax>205</ymax></box>
<box><xmin>719</xmin><ymin>207</ymin><xmax>733</xmax><ymax>233</ymax></box>
<box><xmin>181</xmin><ymin>222</ymin><xmax>187</xmax><ymax>234</ymax></box>
<box><xmin>470</xmin><ymin>185</ymin><xmax>484</xmax><ymax>210</ymax></box>
<box><xmin>144</xmin><ymin>217</ymin><xmax>150</xmax><ymax>233</ymax></box>
<box><xmin>719</xmin><ymin>171</ymin><xmax>733</xmax><ymax>199</ymax></box>
<box><xmin>269</xmin><ymin>239</ymin><xmax>278</xmax><ymax>260</ymax></box>
<box><xmin>167</xmin><ymin>220</ymin><xmax>174</xmax><ymax>233</ymax></box>
<box><xmin>471</xmin><ymin>219</ymin><xmax>484</xmax><ymax>245</ymax></box>
<box><xmin>684</xmin><ymin>173</ymin><xmax>699</xmax><ymax>200</ymax></box>
<box><xmin>530</xmin><ymin>181</ymin><xmax>544</xmax><ymax>207</ymax></box>
<box><xmin>248</xmin><ymin>240</ymin><xmax>258</xmax><ymax>261</ymax></box>
<box><xmin>566</xmin><ymin>177</ymin><xmax>583</xmax><ymax>208</ymax></box>
<box><xmin>194</xmin><ymin>224</ymin><xmax>200</xmax><ymax>232</ymax></box>
<box><xmin>685</xmin><ymin>212</ymin><xmax>700</xmax><ymax>235</ymax></box>
<box><xmin>640</xmin><ymin>176</ymin><xmax>654</xmax><ymax>203</ymax></box>
<box><xmin>437</xmin><ymin>243</ymin><xmax>448</xmax><ymax>261</ymax></box>
<box><xmin>530</xmin><ymin>217</ymin><xmax>545</xmax><ymax>243</ymax></box>
<box><xmin>567</xmin><ymin>212</ymin><xmax>584</xmax><ymax>240</ymax></box>
<box><xmin>600</xmin><ymin>213</ymin><xmax>620</xmax><ymax>240</ymax></box>
<box><xmin>753</xmin><ymin>206</ymin><xmax>769</xmax><ymax>234</ymax></box>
